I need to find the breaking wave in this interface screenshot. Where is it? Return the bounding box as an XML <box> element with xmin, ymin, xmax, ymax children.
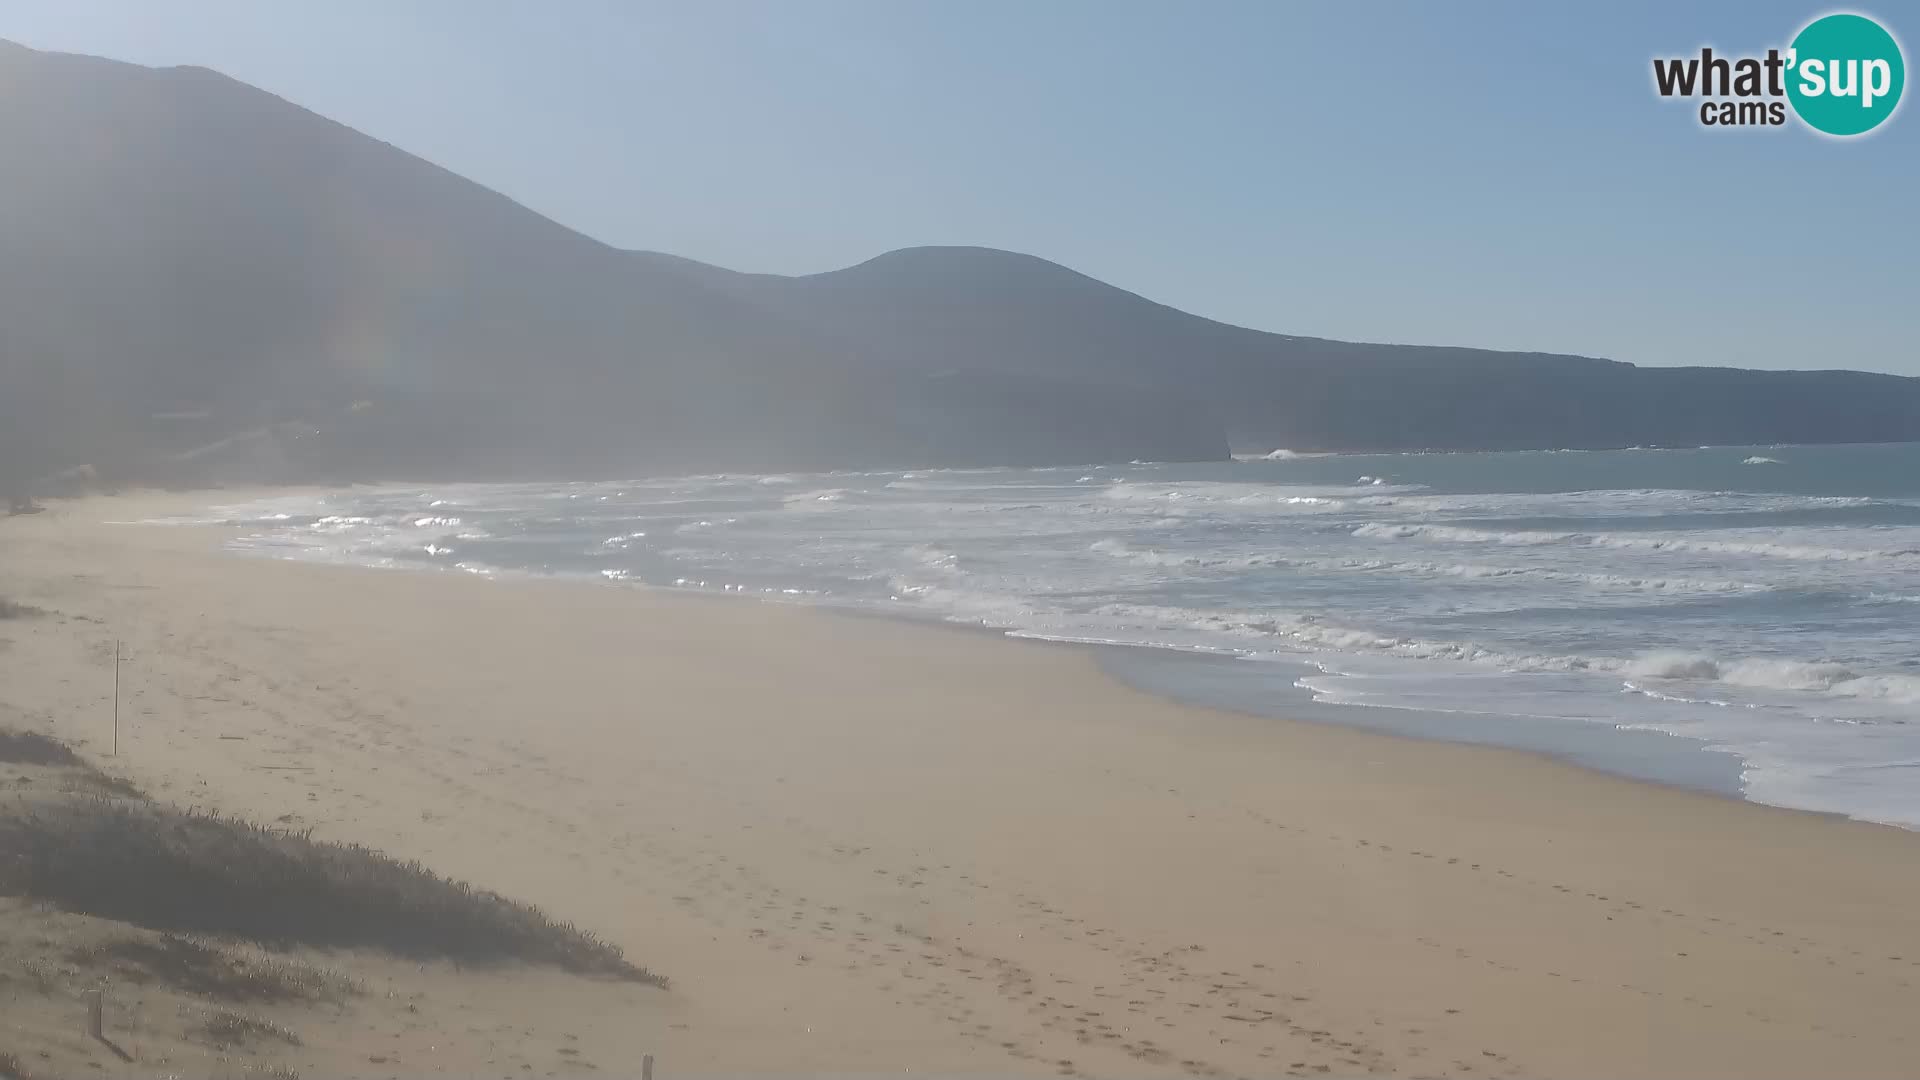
<box><xmin>1353</xmin><ymin>522</ymin><xmax>1920</xmax><ymax>563</ymax></box>
<box><xmin>1624</xmin><ymin>652</ymin><xmax>1920</xmax><ymax>704</ymax></box>
<box><xmin>1088</xmin><ymin>539</ymin><xmax>1761</xmax><ymax>595</ymax></box>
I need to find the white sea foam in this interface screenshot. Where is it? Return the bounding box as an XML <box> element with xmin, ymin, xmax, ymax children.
<box><xmin>1089</xmin><ymin>539</ymin><xmax>1762</xmax><ymax>594</ymax></box>
<box><xmin>1623</xmin><ymin>652</ymin><xmax>1723</xmax><ymax>680</ymax></box>
<box><xmin>1622</xmin><ymin>682</ymin><xmax>1748</xmax><ymax>708</ymax></box>
<box><xmin>674</xmin><ymin>519</ymin><xmax>736</xmax><ymax>534</ymax></box>
<box><xmin>1353</xmin><ymin>522</ymin><xmax>1920</xmax><ymax>563</ymax></box>
<box><xmin>994</xmin><ymin>590</ymin><xmax>1920</xmax><ymax>710</ymax></box>
<box><xmin>1100</xmin><ymin>481</ymin><xmax>1393</xmax><ymax>509</ymax></box>
<box><xmin>1238</xmin><ymin>448</ymin><xmax>1328</xmax><ymax>460</ymax></box>
<box><xmin>1087</xmin><ymin>538</ymin><xmax>1255</xmax><ymax>568</ymax></box>
<box><xmin>1623</xmin><ymin>652</ymin><xmax>1920</xmax><ymax>703</ymax></box>
<box><xmin>906</xmin><ymin>544</ymin><xmax>960</xmax><ymax>572</ymax></box>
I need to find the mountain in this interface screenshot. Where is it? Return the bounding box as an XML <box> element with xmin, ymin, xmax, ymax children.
<box><xmin>713</xmin><ymin>246</ymin><xmax>1920</xmax><ymax>457</ymax></box>
<box><xmin>3</xmin><ymin>40</ymin><xmax>1918</xmax><ymax>494</ymax></box>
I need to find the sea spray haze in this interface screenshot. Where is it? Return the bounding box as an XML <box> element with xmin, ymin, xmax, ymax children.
<box><xmin>7</xmin><ymin>38</ymin><xmax>1920</xmax><ymax>496</ymax></box>
<box><xmin>202</xmin><ymin>442</ymin><xmax>1920</xmax><ymax>827</ymax></box>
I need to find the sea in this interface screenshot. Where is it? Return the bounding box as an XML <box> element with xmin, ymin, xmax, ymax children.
<box><xmin>190</xmin><ymin>442</ymin><xmax>1920</xmax><ymax>828</ymax></box>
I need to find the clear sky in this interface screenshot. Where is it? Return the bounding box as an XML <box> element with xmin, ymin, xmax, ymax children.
<box><xmin>2</xmin><ymin>1</ymin><xmax>1914</xmax><ymax>373</ymax></box>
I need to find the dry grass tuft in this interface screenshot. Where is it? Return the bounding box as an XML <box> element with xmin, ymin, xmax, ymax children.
<box><xmin>0</xmin><ymin>597</ymin><xmax>43</xmax><ymax>620</ymax></box>
<box><xmin>71</xmin><ymin>770</ymin><xmax>144</xmax><ymax>801</ymax></box>
<box><xmin>0</xmin><ymin>798</ymin><xmax>662</xmax><ymax>984</ymax></box>
<box><xmin>197</xmin><ymin>1008</ymin><xmax>301</xmax><ymax>1048</ymax></box>
<box><xmin>14</xmin><ymin>958</ymin><xmax>61</xmax><ymax>995</ymax></box>
<box><xmin>0</xmin><ymin>730</ymin><xmax>80</xmax><ymax>768</ymax></box>
<box><xmin>68</xmin><ymin>935</ymin><xmax>361</xmax><ymax>1004</ymax></box>
<box><xmin>0</xmin><ymin>728</ymin><xmax>142</xmax><ymax>799</ymax></box>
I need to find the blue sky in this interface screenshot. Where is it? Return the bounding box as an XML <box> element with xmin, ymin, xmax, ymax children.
<box><xmin>2</xmin><ymin>1</ymin><xmax>1914</xmax><ymax>373</ymax></box>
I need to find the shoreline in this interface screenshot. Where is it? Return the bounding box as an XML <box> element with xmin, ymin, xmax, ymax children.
<box><xmin>184</xmin><ymin>484</ymin><xmax>1777</xmax><ymax>824</ymax></box>
<box><xmin>759</xmin><ymin>611</ymin><xmax>1766</xmax><ymax>823</ymax></box>
<box><xmin>1093</xmin><ymin>646</ymin><xmax>1760</xmax><ymax>805</ymax></box>
<box><xmin>7</xmin><ymin>490</ymin><xmax>1920</xmax><ymax>1077</ymax></box>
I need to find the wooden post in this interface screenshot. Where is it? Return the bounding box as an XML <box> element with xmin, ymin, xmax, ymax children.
<box><xmin>112</xmin><ymin>639</ymin><xmax>121</xmax><ymax>756</ymax></box>
<box><xmin>641</xmin><ymin>1053</ymin><xmax>654</xmax><ymax>1080</ymax></box>
<box><xmin>83</xmin><ymin>987</ymin><xmax>104</xmax><ymax>1039</ymax></box>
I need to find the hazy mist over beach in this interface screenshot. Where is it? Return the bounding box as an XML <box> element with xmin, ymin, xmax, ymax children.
<box><xmin>4</xmin><ymin>33</ymin><xmax>1920</xmax><ymax>496</ymax></box>
<box><xmin>3</xmin><ymin>4</ymin><xmax>1919</xmax><ymax>1078</ymax></box>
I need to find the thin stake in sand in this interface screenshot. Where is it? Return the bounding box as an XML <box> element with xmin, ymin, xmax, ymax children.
<box><xmin>83</xmin><ymin>987</ymin><xmax>103</xmax><ymax>1039</ymax></box>
<box><xmin>108</xmin><ymin>638</ymin><xmax>135</xmax><ymax>755</ymax></box>
<box><xmin>80</xmin><ymin>986</ymin><xmax>130</xmax><ymax>1062</ymax></box>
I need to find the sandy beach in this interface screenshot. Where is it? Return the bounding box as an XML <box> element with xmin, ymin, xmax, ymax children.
<box><xmin>5</xmin><ymin>491</ymin><xmax>1920</xmax><ymax>1079</ymax></box>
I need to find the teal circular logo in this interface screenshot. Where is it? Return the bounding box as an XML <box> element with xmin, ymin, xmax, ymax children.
<box><xmin>1787</xmin><ymin>13</ymin><xmax>1905</xmax><ymax>136</ymax></box>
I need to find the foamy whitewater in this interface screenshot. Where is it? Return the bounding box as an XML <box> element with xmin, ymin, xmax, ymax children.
<box><xmin>198</xmin><ymin>442</ymin><xmax>1920</xmax><ymax>826</ymax></box>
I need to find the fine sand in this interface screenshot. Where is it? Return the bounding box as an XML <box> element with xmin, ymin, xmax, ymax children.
<box><xmin>5</xmin><ymin>491</ymin><xmax>1920</xmax><ymax>1078</ymax></box>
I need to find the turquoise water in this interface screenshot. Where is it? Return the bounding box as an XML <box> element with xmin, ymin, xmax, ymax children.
<box><xmin>205</xmin><ymin>442</ymin><xmax>1920</xmax><ymax>827</ymax></box>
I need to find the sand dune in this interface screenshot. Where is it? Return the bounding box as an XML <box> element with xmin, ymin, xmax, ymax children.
<box><xmin>4</xmin><ymin>491</ymin><xmax>1920</xmax><ymax>1078</ymax></box>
